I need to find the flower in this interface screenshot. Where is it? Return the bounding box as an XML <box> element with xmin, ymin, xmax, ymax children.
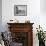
<box><xmin>36</xmin><ymin>25</ymin><xmax>45</xmax><ymax>41</ymax></box>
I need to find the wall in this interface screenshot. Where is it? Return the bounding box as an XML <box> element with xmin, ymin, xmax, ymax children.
<box><xmin>2</xmin><ymin>0</ymin><xmax>40</xmax><ymax>30</ymax></box>
<box><xmin>40</xmin><ymin>0</ymin><xmax>46</xmax><ymax>13</ymax></box>
<box><xmin>40</xmin><ymin>0</ymin><xmax>46</xmax><ymax>32</ymax></box>
<box><xmin>2</xmin><ymin>0</ymin><xmax>40</xmax><ymax>46</ymax></box>
<box><xmin>0</xmin><ymin>0</ymin><xmax>2</xmax><ymax>32</ymax></box>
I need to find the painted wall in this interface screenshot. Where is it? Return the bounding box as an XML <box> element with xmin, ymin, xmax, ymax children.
<box><xmin>0</xmin><ymin>0</ymin><xmax>2</xmax><ymax>32</ymax></box>
<box><xmin>2</xmin><ymin>0</ymin><xmax>40</xmax><ymax>30</ymax></box>
<box><xmin>40</xmin><ymin>0</ymin><xmax>46</xmax><ymax>32</ymax></box>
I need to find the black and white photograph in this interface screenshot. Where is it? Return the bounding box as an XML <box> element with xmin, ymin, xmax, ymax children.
<box><xmin>14</xmin><ymin>5</ymin><xmax>27</xmax><ymax>16</ymax></box>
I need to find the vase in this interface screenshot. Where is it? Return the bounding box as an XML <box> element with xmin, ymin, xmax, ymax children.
<box><xmin>39</xmin><ymin>40</ymin><xmax>45</xmax><ymax>46</ymax></box>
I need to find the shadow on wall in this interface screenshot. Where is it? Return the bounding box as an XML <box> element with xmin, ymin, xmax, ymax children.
<box><xmin>40</xmin><ymin>0</ymin><xmax>46</xmax><ymax>14</ymax></box>
<box><xmin>0</xmin><ymin>0</ymin><xmax>2</xmax><ymax>32</ymax></box>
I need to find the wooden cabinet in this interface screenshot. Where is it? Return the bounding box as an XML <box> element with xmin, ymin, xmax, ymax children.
<box><xmin>7</xmin><ymin>23</ymin><xmax>34</xmax><ymax>46</ymax></box>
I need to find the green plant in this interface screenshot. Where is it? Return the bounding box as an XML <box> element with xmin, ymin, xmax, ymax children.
<box><xmin>36</xmin><ymin>25</ymin><xmax>45</xmax><ymax>41</ymax></box>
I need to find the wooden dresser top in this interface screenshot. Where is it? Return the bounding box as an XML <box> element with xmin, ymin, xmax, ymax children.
<box><xmin>7</xmin><ymin>23</ymin><xmax>34</xmax><ymax>25</ymax></box>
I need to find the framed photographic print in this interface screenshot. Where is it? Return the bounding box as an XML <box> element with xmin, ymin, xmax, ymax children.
<box><xmin>14</xmin><ymin>5</ymin><xmax>27</xmax><ymax>16</ymax></box>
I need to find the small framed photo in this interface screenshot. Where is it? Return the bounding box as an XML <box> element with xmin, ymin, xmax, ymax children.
<box><xmin>14</xmin><ymin>5</ymin><xmax>27</xmax><ymax>16</ymax></box>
